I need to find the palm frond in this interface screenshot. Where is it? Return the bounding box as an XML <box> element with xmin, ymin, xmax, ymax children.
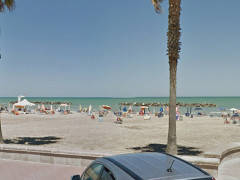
<box><xmin>0</xmin><ymin>1</ymin><xmax>4</xmax><ymax>12</ymax></box>
<box><xmin>151</xmin><ymin>0</ymin><xmax>164</xmax><ymax>14</ymax></box>
<box><xmin>4</xmin><ymin>0</ymin><xmax>15</xmax><ymax>11</ymax></box>
<box><xmin>0</xmin><ymin>0</ymin><xmax>15</xmax><ymax>12</ymax></box>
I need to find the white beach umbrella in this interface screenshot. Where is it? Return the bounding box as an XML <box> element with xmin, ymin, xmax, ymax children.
<box><xmin>50</xmin><ymin>104</ymin><xmax>53</xmax><ymax>111</ymax></box>
<box><xmin>229</xmin><ymin>108</ymin><xmax>238</xmax><ymax>114</ymax></box>
<box><xmin>60</xmin><ymin>103</ymin><xmax>68</xmax><ymax>111</ymax></box>
<box><xmin>38</xmin><ymin>104</ymin><xmax>40</xmax><ymax>109</ymax></box>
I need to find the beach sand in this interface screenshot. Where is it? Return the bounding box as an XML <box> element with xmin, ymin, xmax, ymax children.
<box><xmin>1</xmin><ymin>112</ymin><xmax>239</xmax><ymax>156</ymax></box>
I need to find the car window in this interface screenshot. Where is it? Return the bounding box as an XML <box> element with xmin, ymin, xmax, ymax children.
<box><xmin>82</xmin><ymin>163</ymin><xmax>103</xmax><ymax>180</ymax></box>
<box><xmin>100</xmin><ymin>167</ymin><xmax>115</xmax><ymax>180</ymax></box>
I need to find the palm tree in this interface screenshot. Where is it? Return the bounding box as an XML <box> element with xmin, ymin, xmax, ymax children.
<box><xmin>152</xmin><ymin>0</ymin><xmax>181</xmax><ymax>155</ymax></box>
<box><xmin>0</xmin><ymin>0</ymin><xmax>15</xmax><ymax>12</ymax></box>
<box><xmin>0</xmin><ymin>0</ymin><xmax>15</xmax><ymax>143</ymax></box>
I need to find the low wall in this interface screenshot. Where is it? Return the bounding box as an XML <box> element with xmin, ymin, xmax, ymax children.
<box><xmin>0</xmin><ymin>144</ymin><xmax>114</xmax><ymax>167</ymax></box>
<box><xmin>203</xmin><ymin>142</ymin><xmax>240</xmax><ymax>178</ymax></box>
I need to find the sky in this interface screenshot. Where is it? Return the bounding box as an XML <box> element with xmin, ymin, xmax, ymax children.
<box><xmin>0</xmin><ymin>0</ymin><xmax>240</xmax><ymax>97</ymax></box>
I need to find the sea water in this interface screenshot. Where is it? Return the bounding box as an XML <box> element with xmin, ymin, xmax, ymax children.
<box><xmin>0</xmin><ymin>97</ymin><xmax>240</xmax><ymax>115</ymax></box>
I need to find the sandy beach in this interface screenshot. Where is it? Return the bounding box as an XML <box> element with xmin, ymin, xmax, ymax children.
<box><xmin>1</xmin><ymin>112</ymin><xmax>239</xmax><ymax>156</ymax></box>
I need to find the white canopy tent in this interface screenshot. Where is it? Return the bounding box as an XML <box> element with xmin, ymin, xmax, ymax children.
<box><xmin>13</xmin><ymin>99</ymin><xmax>35</xmax><ymax>108</ymax></box>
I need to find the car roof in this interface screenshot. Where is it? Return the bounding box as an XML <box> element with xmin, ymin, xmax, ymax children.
<box><xmin>99</xmin><ymin>153</ymin><xmax>212</xmax><ymax>180</ymax></box>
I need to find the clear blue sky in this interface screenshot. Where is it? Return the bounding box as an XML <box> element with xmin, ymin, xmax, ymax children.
<box><xmin>0</xmin><ymin>0</ymin><xmax>240</xmax><ymax>97</ymax></box>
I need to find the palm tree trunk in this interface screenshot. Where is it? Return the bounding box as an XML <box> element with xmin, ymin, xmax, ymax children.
<box><xmin>166</xmin><ymin>61</ymin><xmax>177</xmax><ymax>155</ymax></box>
<box><xmin>166</xmin><ymin>0</ymin><xmax>181</xmax><ymax>155</ymax></box>
<box><xmin>0</xmin><ymin>113</ymin><xmax>4</xmax><ymax>143</ymax></box>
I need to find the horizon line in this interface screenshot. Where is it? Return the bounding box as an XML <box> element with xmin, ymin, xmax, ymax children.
<box><xmin>0</xmin><ymin>96</ymin><xmax>240</xmax><ymax>98</ymax></box>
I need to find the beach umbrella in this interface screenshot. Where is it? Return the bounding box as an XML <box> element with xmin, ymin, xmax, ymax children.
<box><xmin>140</xmin><ymin>106</ymin><xmax>148</xmax><ymax>115</ymax></box>
<box><xmin>230</xmin><ymin>108</ymin><xmax>238</xmax><ymax>114</ymax></box>
<box><xmin>60</xmin><ymin>103</ymin><xmax>68</xmax><ymax>111</ymax></box>
<box><xmin>102</xmin><ymin>105</ymin><xmax>111</xmax><ymax>110</ymax></box>
<box><xmin>38</xmin><ymin>104</ymin><xmax>40</xmax><ymax>109</ymax></box>
<box><xmin>50</xmin><ymin>104</ymin><xmax>53</xmax><ymax>111</ymax></box>
<box><xmin>122</xmin><ymin>106</ymin><xmax>127</xmax><ymax>112</ymax></box>
<box><xmin>230</xmin><ymin>108</ymin><xmax>238</xmax><ymax>111</ymax></box>
<box><xmin>79</xmin><ymin>105</ymin><xmax>82</xmax><ymax>111</ymax></box>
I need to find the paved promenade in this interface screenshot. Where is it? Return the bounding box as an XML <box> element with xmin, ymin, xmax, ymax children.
<box><xmin>0</xmin><ymin>159</ymin><xmax>85</xmax><ymax>180</ymax></box>
<box><xmin>218</xmin><ymin>158</ymin><xmax>240</xmax><ymax>180</ymax></box>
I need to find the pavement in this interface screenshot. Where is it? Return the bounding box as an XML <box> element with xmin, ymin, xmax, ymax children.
<box><xmin>218</xmin><ymin>158</ymin><xmax>240</xmax><ymax>180</ymax></box>
<box><xmin>0</xmin><ymin>159</ymin><xmax>85</xmax><ymax>180</ymax></box>
<box><xmin>0</xmin><ymin>157</ymin><xmax>240</xmax><ymax>180</ymax></box>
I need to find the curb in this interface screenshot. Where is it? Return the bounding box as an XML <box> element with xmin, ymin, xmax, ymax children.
<box><xmin>204</xmin><ymin>142</ymin><xmax>240</xmax><ymax>162</ymax></box>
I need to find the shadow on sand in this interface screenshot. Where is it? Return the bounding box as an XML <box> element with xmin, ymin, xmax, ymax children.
<box><xmin>4</xmin><ymin>136</ymin><xmax>61</xmax><ymax>145</ymax></box>
<box><xmin>127</xmin><ymin>143</ymin><xmax>203</xmax><ymax>156</ymax></box>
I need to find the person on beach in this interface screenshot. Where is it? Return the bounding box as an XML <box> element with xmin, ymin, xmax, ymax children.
<box><xmin>224</xmin><ymin>118</ymin><xmax>230</xmax><ymax>124</ymax></box>
<box><xmin>115</xmin><ymin>117</ymin><xmax>122</xmax><ymax>124</ymax></box>
<box><xmin>166</xmin><ymin>106</ymin><xmax>169</xmax><ymax>115</ymax></box>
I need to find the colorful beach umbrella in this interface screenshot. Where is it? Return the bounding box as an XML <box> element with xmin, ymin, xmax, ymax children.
<box><xmin>102</xmin><ymin>105</ymin><xmax>111</xmax><ymax>110</ymax></box>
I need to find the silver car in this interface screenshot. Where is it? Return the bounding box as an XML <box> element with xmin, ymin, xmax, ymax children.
<box><xmin>72</xmin><ymin>152</ymin><xmax>215</xmax><ymax>180</ymax></box>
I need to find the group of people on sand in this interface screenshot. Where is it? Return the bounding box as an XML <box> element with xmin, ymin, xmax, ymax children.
<box><xmin>223</xmin><ymin>113</ymin><xmax>240</xmax><ymax>124</ymax></box>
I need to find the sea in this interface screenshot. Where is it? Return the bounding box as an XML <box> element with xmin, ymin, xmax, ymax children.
<box><xmin>0</xmin><ymin>97</ymin><xmax>240</xmax><ymax>115</ymax></box>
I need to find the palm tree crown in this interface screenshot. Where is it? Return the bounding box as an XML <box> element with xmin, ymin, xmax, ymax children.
<box><xmin>0</xmin><ymin>0</ymin><xmax>15</xmax><ymax>12</ymax></box>
<box><xmin>151</xmin><ymin>0</ymin><xmax>164</xmax><ymax>14</ymax></box>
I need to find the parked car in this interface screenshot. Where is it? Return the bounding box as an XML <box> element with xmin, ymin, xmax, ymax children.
<box><xmin>71</xmin><ymin>152</ymin><xmax>215</xmax><ymax>180</ymax></box>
